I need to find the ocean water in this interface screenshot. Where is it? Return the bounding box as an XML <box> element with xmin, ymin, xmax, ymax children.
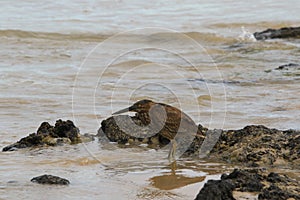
<box><xmin>0</xmin><ymin>1</ymin><xmax>299</xmax><ymax>199</ymax></box>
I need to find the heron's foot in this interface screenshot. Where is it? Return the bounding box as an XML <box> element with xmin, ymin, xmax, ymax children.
<box><xmin>168</xmin><ymin>139</ymin><xmax>177</xmax><ymax>163</ymax></box>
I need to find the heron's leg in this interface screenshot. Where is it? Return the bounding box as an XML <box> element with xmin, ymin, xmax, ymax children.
<box><xmin>168</xmin><ymin>139</ymin><xmax>177</xmax><ymax>163</ymax></box>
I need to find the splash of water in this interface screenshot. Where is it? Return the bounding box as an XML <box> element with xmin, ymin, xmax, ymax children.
<box><xmin>238</xmin><ymin>26</ymin><xmax>257</xmax><ymax>42</ymax></box>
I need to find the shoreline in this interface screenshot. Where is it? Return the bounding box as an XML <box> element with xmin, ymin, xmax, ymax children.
<box><xmin>2</xmin><ymin>117</ymin><xmax>299</xmax><ymax>199</ymax></box>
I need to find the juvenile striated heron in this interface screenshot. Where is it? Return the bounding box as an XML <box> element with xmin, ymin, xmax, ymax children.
<box><xmin>112</xmin><ymin>99</ymin><xmax>198</xmax><ymax>162</ymax></box>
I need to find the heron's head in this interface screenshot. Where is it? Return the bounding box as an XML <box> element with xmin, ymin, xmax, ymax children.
<box><xmin>113</xmin><ymin>99</ymin><xmax>155</xmax><ymax>115</ymax></box>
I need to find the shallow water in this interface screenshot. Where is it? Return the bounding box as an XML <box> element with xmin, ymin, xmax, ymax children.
<box><xmin>1</xmin><ymin>1</ymin><xmax>300</xmax><ymax>199</ymax></box>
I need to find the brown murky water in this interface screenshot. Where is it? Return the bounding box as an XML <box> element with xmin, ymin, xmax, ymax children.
<box><xmin>1</xmin><ymin>1</ymin><xmax>300</xmax><ymax>199</ymax></box>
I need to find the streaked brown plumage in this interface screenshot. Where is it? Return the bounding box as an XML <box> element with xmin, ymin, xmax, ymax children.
<box><xmin>113</xmin><ymin>99</ymin><xmax>198</xmax><ymax>161</ymax></box>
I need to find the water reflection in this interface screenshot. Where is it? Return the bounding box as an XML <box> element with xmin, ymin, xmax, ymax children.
<box><xmin>150</xmin><ymin>162</ymin><xmax>205</xmax><ymax>190</ymax></box>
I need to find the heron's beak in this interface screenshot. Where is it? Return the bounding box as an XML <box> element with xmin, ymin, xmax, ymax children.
<box><xmin>112</xmin><ymin>107</ymin><xmax>130</xmax><ymax>115</ymax></box>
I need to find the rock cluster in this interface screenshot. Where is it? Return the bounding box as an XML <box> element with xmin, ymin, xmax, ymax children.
<box><xmin>2</xmin><ymin>113</ymin><xmax>299</xmax><ymax>199</ymax></box>
<box><xmin>99</xmin><ymin>114</ymin><xmax>299</xmax><ymax>200</ymax></box>
<box><xmin>2</xmin><ymin>119</ymin><xmax>81</xmax><ymax>151</ymax></box>
<box><xmin>254</xmin><ymin>26</ymin><xmax>300</xmax><ymax>40</ymax></box>
<box><xmin>211</xmin><ymin>125</ymin><xmax>300</xmax><ymax>168</ymax></box>
<box><xmin>99</xmin><ymin>116</ymin><xmax>300</xmax><ymax>169</ymax></box>
<box><xmin>195</xmin><ymin>168</ymin><xmax>300</xmax><ymax>200</ymax></box>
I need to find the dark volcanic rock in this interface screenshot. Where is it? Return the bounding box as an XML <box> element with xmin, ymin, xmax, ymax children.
<box><xmin>182</xmin><ymin>124</ymin><xmax>207</xmax><ymax>156</ymax></box>
<box><xmin>273</xmin><ymin>63</ymin><xmax>300</xmax><ymax>77</ymax></box>
<box><xmin>99</xmin><ymin>115</ymin><xmax>145</xmax><ymax>144</ymax></box>
<box><xmin>211</xmin><ymin>125</ymin><xmax>300</xmax><ymax>168</ymax></box>
<box><xmin>259</xmin><ymin>184</ymin><xmax>300</xmax><ymax>200</ymax></box>
<box><xmin>275</xmin><ymin>63</ymin><xmax>300</xmax><ymax>71</ymax></box>
<box><xmin>51</xmin><ymin>119</ymin><xmax>81</xmax><ymax>143</ymax></box>
<box><xmin>221</xmin><ymin>168</ymin><xmax>264</xmax><ymax>192</ymax></box>
<box><xmin>195</xmin><ymin>169</ymin><xmax>300</xmax><ymax>200</ymax></box>
<box><xmin>254</xmin><ymin>26</ymin><xmax>300</xmax><ymax>40</ymax></box>
<box><xmin>99</xmin><ymin>114</ymin><xmax>300</xmax><ymax>168</ymax></box>
<box><xmin>98</xmin><ymin>115</ymin><xmax>205</xmax><ymax>150</ymax></box>
<box><xmin>3</xmin><ymin>133</ymin><xmax>44</xmax><ymax>151</ymax></box>
<box><xmin>99</xmin><ymin>114</ymin><xmax>300</xmax><ymax>200</ymax></box>
<box><xmin>31</xmin><ymin>174</ymin><xmax>70</xmax><ymax>185</ymax></box>
<box><xmin>98</xmin><ymin>115</ymin><xmax>164</xmax><ymax>146</ymax></box>
<box><xmin>99</xmin><ymin>113</ymin><xmax>300</xmax><ymax>168</ymax></box>
<box><xmin>2</xmin><ymin>119</ymin><xmax>81</xmax><ymax>151</ymax></box>
<box><xmin>195</xmin><ymin>179</ymin><xmax>235</xmax><ymax>200</ymax></box>
<box><xmin>259</xmin><ymin>172</ymin><xmax>300</xmax><ymax>200</ymax></box>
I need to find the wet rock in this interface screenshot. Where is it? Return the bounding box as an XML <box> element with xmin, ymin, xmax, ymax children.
<box><xmin>195</xmin><ymin>179</ymin><xmax>235</xmax><ymax>200</ymax></box>
<box><xmin>99</xmin><ymin>114</ymin><xmax>299</xmax><ymax>167</ymax></box>
<box><xmin>195</xmin><ymin>169</ymin><xmax>300</xmax><ymax>200</ymax></box>
<box><xmin>99</xmin><ymin>114</ymin><xmax>300</xmax><ymax>199</ymax></box>
<box><xmin>98</xmin><ymin>115</ymin><xmax>146</xmax><ymax>145</ymax></box>
<box><xmin>272</xmin><ymin>63</ymin><xmax>300</xmax><ymax>77</ymax></box>
<box><xmin>275</xmin><ymin>63</ymin><xmax>300</xmax><ymax>71</ymax></box>
<box><xmin>182</xmin><ymin>124</ymin><xmax>207</xmax><ymax>156</ymax></box>
<box><xmin>98</xmin><ymin>115</ymin><xmax>205</xmax><ymax>151</ymax></box>
<box><xmin>265</xmin><ymin>63</ymin><xmax>300</xmax><ymax>77</ymax></box>
<box><xmin>52</xmin><ymin>120</ymin><xmax>81</xmax><ymax>143</ymax></box>
<box><xmin>98</xmin><ymin>107</ymin><xmax>299</xmax><ymax>168</ymax></box>
<box><xmin>258</xmin><ymin>185</ymin><xmax>300</xmax><ymax>200</ymax></box>
<box><xmin>2</xmin><ymin>119</ymin><xmax>81</xmax><ymax>151</ymax></box>
<box><xmin>254</xmin><ymin>26</ymin><xmax>300</xmax><ymax>40</ymax></box>
<box><xmin>259</xmin><ymin>172</ymin><xmax>300</xmax><ymax>200</ymax></box>
<box><xmin>31</xmin><ymin>174</ymin><xmax>70</xmax><ymax>185</ymax></box>
<box><xmin>100</xmin><ymin>115</ymin><xmax>171</xmax><ymax>146</ymax></box>
<box><xmin>221</xmin><ymin>168</ymin><xmax>264</xmax><ymax>192</ymax></box>
<box><xmin>211</xmin><ymin>125</ymin><xmax>300</xmax><ymax>168</ymax></box>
